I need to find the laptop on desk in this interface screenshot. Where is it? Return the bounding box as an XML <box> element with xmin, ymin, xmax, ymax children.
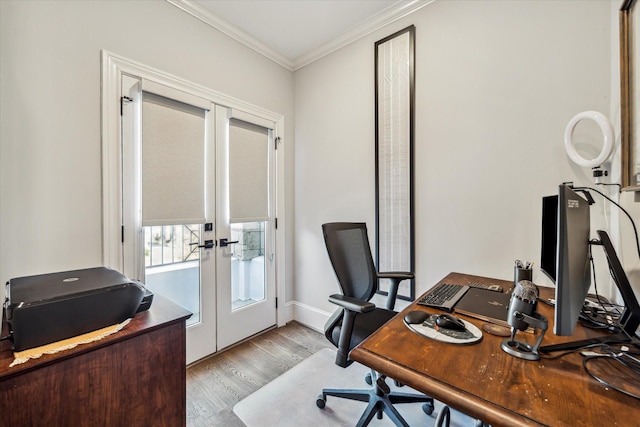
<box><xmin>453</xmin><ymin>288</ymin><xmax>511</xmax><ymax>327</ymax></box>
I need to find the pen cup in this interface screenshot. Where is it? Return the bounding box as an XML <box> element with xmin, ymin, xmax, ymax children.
<box><xmin>514</xmin><ymin>267</ymin><xmax>532</xmax><ymax>286</ymax></box>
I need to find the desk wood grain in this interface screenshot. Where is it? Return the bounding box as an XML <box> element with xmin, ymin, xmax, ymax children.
<box><xmin>350</xmin><ymin>272</ymin><xmax>638</xmax><ymax>427</ymax></box>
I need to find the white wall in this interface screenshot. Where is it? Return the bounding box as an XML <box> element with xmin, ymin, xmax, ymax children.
<box><xmin>1</xmin><ymin>0</ymin><xmax>637</xmax><ymax>334</ymax></box>
<box><xmin>293</xmin><ymin>0</ymin><xmax>626</xmax><ymax>330</ymax></box>
<box><xmin>0</xmin><ymin>1</ymin><xmax>294</xmax><ymax>303</ymax></box>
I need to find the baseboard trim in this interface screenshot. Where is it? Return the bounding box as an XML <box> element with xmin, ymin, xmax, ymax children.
<box><xmin>286</xmin><ymin>300</ymin><xmax>332</xmax><ymax>332</ymax></box>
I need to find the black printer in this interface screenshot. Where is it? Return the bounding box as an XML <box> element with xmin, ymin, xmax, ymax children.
<box><xmin>5</xmin><ymin>267</ymin><xmax>150</xmax><ymax>351</ymax></box>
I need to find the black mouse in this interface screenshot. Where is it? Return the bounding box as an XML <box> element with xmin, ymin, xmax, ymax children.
<box><xmin>404</xmin><ymin>310</ymin><xmax>429</xmax><ymax>325</ymax></box>
<box><xmin>435</xmin><ymin>313</ymin><xmax>466</xmax><ymax>331</ymax></box>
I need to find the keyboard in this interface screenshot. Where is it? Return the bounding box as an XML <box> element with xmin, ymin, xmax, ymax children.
<box><xmin>417</xmin><ymin>283</ymin><xmax>469</xmax><ymax>312</ymax></box>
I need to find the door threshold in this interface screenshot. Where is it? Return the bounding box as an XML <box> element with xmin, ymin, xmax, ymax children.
<box><xmin>187</xmin><ymin>324</ymin><xmax>277</xmax><ymax>368</ymax></box>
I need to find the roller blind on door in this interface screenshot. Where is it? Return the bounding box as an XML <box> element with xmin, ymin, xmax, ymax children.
<box><xmin>142</xmin><ymin>91</ymin><xmax>207</xmax><ymax>225</ymax></box>
<box><xmin>229</xmin><ymin>118</ymin><xmax>270</xmax><ymax>223</ymax></box>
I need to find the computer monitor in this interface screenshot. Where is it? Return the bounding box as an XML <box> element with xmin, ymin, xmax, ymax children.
<box><xmin>540</xmin><ymin>194</ymin><xmax>558</xmax><ymax>283</ymax></box>
<box><xmin>597</xmin><ymin>230</ymin><xmax>640</xmax><ymax>336</ymax></box>
<box><xmin>550</xmin><ymin>184</ymin><xmax>592</xmax><ymax>336</ymax></box>
<box><xmin>539</xmin><ymin>184</ymin><xmax>640</xmax><ymax>352</ymax></box>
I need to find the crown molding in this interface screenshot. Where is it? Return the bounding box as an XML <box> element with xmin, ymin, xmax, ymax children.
<box><xmin>293</xmin><ymin>0</ymin><xmax>434</xmax><ymax>70</ymax></box>
<box><xmin>166</xmin><ymin>0</ymin><xmax>295</xmax><ymax>70</ymax></box>
<box><xmin>166</xmin><ymin>0</ymin><xmax>434</xmax><ymax>72</ymax></box>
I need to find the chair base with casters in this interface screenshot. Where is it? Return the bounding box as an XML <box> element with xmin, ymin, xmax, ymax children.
<box><xmin>316</xmin><ymin>369</ymin><xmax>434</xmax><ymax>427</ymax></box>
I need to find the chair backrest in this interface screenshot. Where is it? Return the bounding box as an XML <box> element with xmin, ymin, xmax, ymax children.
<box><xmin>322</xmin><ymin>222</ymin><xmax>377</xmax><ymax>302</ymax></box>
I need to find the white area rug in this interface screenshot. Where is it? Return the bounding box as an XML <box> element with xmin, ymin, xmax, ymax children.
<box><xmin>233</xmin><ymin>348</ymin><xmax>477</xmax><ymax>426</ymax></box>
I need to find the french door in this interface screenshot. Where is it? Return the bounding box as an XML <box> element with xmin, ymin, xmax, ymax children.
<box><xmin>215</xmin><ymin>106</ymin><xmax>277</xmax><ymax>350</ymax></box>
<box><xmin>119</xmin><ymin>74</ymin><xmax>276</xmax><ymax>364</ymax></box>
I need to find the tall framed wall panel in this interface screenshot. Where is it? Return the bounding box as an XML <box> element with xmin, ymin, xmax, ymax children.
<box><xmin>375</xmin><ymin>26</ymin><xmax>415</xmax><ymax>301</ymax></box>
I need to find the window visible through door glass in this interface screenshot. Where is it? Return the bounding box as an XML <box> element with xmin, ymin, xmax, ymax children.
<box><xmin>230</xmin><ymin>221</ymin><xmax>266</xmax><ymax>310</ymax></box>
<box><xmin>144</xmin><ymin>224</ymin><xmax>201</xmax><ymax>326</ymax></box>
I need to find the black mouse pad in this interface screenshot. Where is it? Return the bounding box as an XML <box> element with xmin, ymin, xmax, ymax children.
<box><xmin>404</xmin><ymin>314</ymin><xmax>483</xmax><ymax>345</ymax></box>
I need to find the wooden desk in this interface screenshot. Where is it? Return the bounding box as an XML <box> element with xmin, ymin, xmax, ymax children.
<box><xmin>0</xmin><ymin>295</ymin><xmax>191</xmax><ymax>426</ymax></box>
<box><xmin>350</xmin><ymin>272</ymin><xmax>638</xmax><ymax>427</ymax></box>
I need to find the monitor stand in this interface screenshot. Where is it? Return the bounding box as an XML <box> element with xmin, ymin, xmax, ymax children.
<box><xmin>539</xmin><ymin>230</ymin><xmax>640</xmax><ymax>353</ymax></box>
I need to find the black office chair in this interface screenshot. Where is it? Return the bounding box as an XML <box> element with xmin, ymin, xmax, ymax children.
<box><xmin>315</xmin><ymin>222</ymin><xmax>435</xmax><ymax>427</ymax></box>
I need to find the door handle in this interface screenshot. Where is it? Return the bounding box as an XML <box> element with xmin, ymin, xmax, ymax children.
<box><xmin>189</xmin><ymin>240</ymin><xmax>215</xmax><ymax>249</ymax></box>
<box><xmin>219</xmin><ymin>238</ymin><xmax>239</xmax><ymax>247</ymax></box>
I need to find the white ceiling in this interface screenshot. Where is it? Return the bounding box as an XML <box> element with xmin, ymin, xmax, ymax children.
<box><xmin>167</xmin><ymin>0</ymin><xmax>433</xmax><ymax>70</ymax></box>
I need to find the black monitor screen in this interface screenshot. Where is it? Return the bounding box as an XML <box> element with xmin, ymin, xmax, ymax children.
<box><xmin>547</xmin><ymin>184</ymin><xmax>592</xmax><ymax>336</ymax></box>
<box><xmin>540</xmin><ymin>195</ymin><xmax>558</xmax><ymax>282</ymax></box>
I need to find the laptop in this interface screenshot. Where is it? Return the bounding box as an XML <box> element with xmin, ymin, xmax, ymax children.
<box><xmin>453</xmin><ymin>288</ymin><xmax>512</xmax><ymax>327</ymax></box>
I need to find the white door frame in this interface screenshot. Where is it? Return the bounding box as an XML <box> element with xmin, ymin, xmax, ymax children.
<box><xmin>100</xmin><ymin>50</ymin><xmax>287</xmax><ymax>333</ymax></box>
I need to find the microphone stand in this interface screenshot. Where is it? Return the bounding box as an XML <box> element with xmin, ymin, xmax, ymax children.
<box><xmin>501</xmin><ymin>312</ymin><xmax>548</xmax><ymax>361</ymax></box>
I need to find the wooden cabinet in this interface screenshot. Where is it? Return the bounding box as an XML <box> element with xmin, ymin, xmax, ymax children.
<box><xmin>0</xmin><ymin>295</ymin><xmax>191</xmax><ymax>426</ymax></box>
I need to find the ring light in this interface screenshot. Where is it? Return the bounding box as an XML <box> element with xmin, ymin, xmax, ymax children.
<box><xmin>563</xmin><ymin>111</ymin><xmax>614</xmax><ymax>168</ymax></box>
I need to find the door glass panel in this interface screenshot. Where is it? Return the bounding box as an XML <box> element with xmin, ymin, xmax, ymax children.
<box><xmin>143</xmin><ymin>224</ymin><xmax>201</xmax><ymax>326</ymax></box>
<box><xmin>230</xmin><ymin>221</ymin><xmax>266</xmax><ymax>310</ymax></box>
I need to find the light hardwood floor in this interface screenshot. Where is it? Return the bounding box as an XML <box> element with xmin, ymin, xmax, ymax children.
<box><xmin>186</xmin><ymin>322</ymin><xmax>332</xmax><ymax>427</ymax></box>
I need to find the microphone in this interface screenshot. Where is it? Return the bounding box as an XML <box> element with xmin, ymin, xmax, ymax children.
<box><xmin>501</xmin><ymin>280</ymin><xmax>548</xmax><ymax>361</ymax></box>
<box><xmin>507</xmin><ymin>280</ymin><xmax>539</xmax><ymax>331</ymax></box>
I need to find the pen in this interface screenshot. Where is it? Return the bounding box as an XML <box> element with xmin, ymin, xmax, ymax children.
<box><xmin>516</xmin><ymin>260</ymin><xmax>533</xmax><ymax>269</ymax></box>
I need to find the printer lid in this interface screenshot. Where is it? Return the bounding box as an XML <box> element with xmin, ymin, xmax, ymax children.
<box><xmin>7</xmin><ymin>267</ymin><xmax>140</xmax><ymax>306</ymax></box>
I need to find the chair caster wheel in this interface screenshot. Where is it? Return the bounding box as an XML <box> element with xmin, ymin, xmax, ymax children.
<box><xmin>365</xmin><ymin>373</ymin><xmax>373</xmax><ymax>385</ymax></box>
<box><xmin>316</xmin><ymin>395</ymin><xmax>326</xmax><ymax>409</ymax></box>
<box><xmin>422</xmin><ymin>402</ymin><xmax>434</xmax><ymax>415</ymax></box>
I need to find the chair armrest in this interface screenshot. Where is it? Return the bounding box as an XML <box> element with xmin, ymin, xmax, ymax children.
<box><xmin>328</xmin><ymin>294</ymin><xmax>375</xmax><ymax>368</ymax></box>
<box><xmin>377</xmin><ymin>271</ymin><xmax>415</xmax><ymax>280</ymax></box>
<box><xmin>376</xmin><ymin>271</ymin><xmax>415</xmax><ymax>311</ymax></box>
<box><xmin>328</xmin><ymin>294</ymin><xmax>375</xmax><ymax>313</ymax></box>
